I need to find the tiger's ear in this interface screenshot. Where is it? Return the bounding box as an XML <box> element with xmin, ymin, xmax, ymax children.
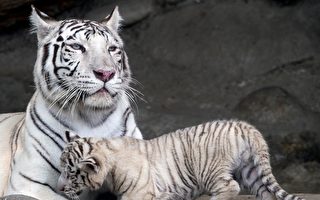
<box><xmin>65</xmin><ymin>130</ymin><xmax>80</xmax><ymax>143</ymax></box>
<box><xmin>101</xmin><ymin>6</ymin><xmax>123</xmax><ymax>32</ymax></box>
<box><xmin>79</xmin><ymin>157</ymin><xmax>100</xmax><ymax>174</ymax></box>
<box><xmin>30</xmin><ymin>5</ymin><xmax>59</xmax><ymax>41</ymax></box>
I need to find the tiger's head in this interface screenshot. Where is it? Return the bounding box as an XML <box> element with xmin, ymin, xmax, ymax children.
<box><xmin>59</xmin><ymin>133</ymin><xmax>107</xmax><ymax>199</ymax></box>
<box><xmin>30</xmin><ymin>6</ymin><xmax>132</xmax><ymax>110</ymax></box>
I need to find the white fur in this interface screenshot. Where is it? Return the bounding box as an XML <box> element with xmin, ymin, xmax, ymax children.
<box><xmin>0</xmin><ymin>6</ymin><xmax>141</xmax><ymax>200</ymax></box>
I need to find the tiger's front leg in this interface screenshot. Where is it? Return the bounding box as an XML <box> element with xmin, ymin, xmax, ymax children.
<box><xmin>4</xmin><ymin>149</ymin><xmax>66</xmax><ymax>200</ymax></box>
<box><xmin>5</xmin><ymin>130</ymin><xmax>67</xmax><ymax>200</ymax></box>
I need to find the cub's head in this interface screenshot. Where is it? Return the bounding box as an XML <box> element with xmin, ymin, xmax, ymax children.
<box><xmin>30</xmin><ymin>6</ymin><xmax>132</xmax><ymax>109</ymax></box>
<box><xmin>59</xmin><ymin>133</ymin><xmax>106</xmax><ymax>199</ymax></box>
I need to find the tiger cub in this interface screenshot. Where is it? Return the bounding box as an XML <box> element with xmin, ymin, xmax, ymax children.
<box><xmin>59</xmin><ymin>120</ymin><xmax>304</xmax><ymax>200</ymax></box>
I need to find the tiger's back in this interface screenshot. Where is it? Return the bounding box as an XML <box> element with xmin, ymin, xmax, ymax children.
<box><xmin>149</xmin><ymin>120</ymin><xmax>303</xmax><ymax>200</ymax></box>
<box><xmin>0</xmin><ymin>113</ymin><xmax>25</xmax><ymax>195</ymax></box>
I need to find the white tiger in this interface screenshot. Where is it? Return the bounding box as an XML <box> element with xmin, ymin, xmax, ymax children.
<box><xmin>59</xmin><ymin>121</ymin><xmax>304</xmax><ymax>200</ymax></box>
<box><xmin>0</xmin><ymin>6</ymin><xmax>142</xmax><ymax>200</ymax></box>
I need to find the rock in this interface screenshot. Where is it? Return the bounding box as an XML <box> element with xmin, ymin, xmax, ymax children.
<box><xmin>0</xmin><ymin>77</ymin><xmax>31</xmax><ymax>113</ymax></box>
<box><xmin>197</xmin><ymin>194</ymin><xmax>320</xmax><ymax>200</ymax></box>
<box><xmin>281</xmin><ymin>131</ymin><xmax>320</xmax><ymax>163</ymax></box>
<box><xmin>0</xmin><ymin>0</ymin><xmax>35</xmax><ymax>14</ymax></box>
<box><xmin>233</xmin><ymin>86</ymin><xmax>320</xmax><ymax>137</ymax></box>
<box><xmin>0</xmin><ymin>195</ymin><xmax>39</xmax><ymax>200</ymax></box>
<box><xmin>0</xmin><ymin>0</ymin><xmax>82</xmax><ymax>29</ymax></box>
<box><xmin>84</xmin><ymin>0</ymin><xmax>154</xmax><ymax>26</ymax></box>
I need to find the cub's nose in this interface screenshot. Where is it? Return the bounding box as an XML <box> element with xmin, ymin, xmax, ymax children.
<box><xmin>93</xmin><ymin>69</ymin><xmax>115</xmax><ymax>82</ymax></box>
<box><xmin>57</xmin><ymin>175</ymin><xmax>67</xmax><ymax>192</ymax></box>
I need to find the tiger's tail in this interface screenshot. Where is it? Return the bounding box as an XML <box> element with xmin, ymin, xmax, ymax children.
<box><xmin>255</xmin><ymin>150</ymin><xmax>304</xmax><ymax>200</ymax></box>
<box><xmin>239</xmin><ymin>127</ymin><xmax>305</xmax><ymax>200</ymax></box>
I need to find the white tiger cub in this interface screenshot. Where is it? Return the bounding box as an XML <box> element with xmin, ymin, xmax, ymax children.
<box><xmin>0</xmin><ymin>6</ymin><xmax>142</xmax><ymax>200</ymax></box>
<box><xmin>59</xmin><ymin>121</ymin><xmax>304</xmax><ymax>200</ymax></box>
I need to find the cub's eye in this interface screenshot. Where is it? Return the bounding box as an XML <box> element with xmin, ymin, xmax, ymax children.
<box><xmin>70</xmin><ymin>43</ymin><xmax>85</xmax><ymax>52</ymax></box>
<box><xmin>108</xmin><ymin>46</ymin><xmax>117</xmax><ymax>52</ymax></box>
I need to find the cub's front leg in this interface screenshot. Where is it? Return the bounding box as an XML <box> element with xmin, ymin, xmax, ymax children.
<box><xmin>156</xmin><ymin>192</ymin><xmax>185</xmax><ymax>200</ymax></box>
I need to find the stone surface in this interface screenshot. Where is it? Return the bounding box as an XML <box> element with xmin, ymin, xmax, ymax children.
<box><xmin>1</xmin><ymin>194</ymin><xmax>318</xmax><ymax>200</ymax></box>
<box><xmin>84</xmin><ymin>0</ymin><xmax>154</xmax><ymax>26</ymax></box>
<box><xmin>0</xmin><ymin>0</ymin><xmax>82</xmax><ymax>29</ymax></box>
<box><xmin>0</xmin><ymin>0</ymin><xmax>319</xmax><ymax>196</ymax></box>
<box><xmin>0</xmin><ymin>195</ymin><xmax>38</xmax><ymax>200</ymax></box>
<box><xmin>197</xmin><ymin>194</ymin><xmax>320</xmax><ymax>200</ymax></box>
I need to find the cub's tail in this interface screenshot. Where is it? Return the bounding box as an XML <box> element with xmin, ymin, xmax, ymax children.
<box><xmin>238</xmin><ymin>124</ymin><xmax>304</xmax><ymax>200</ymax></box>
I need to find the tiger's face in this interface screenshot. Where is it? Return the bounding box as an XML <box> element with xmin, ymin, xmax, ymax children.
<box><xmin>59</xmin><ymin>137</ymin><xmax>105</xmax><ymax>199</ymax></box>
<box><xmin>31</xmin><ymin>6</ymin><xmax>131</xmax><ymax>109</ymax></box>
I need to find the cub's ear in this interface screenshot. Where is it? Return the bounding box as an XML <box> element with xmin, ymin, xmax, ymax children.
<box><xmin>79</xmin><ymin>157</ymin><xmax>100</xmax><ymax>174</ymax></box>
<box><xmin>100</xmin><ymin>6</ymin><xmax>123</xmax><ymax>32</ymax></box>
<box><xmin>30</xmin><ymin>5</ymin><xmax>59</xmax><ymax>41</ymax></box>
<box><xmin>65</xmin><ymin>130</ymin><xmax>80</xmax><ymax>143</ymax></box>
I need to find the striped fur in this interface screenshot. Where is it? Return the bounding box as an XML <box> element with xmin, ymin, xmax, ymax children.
<box><xmin>59</xmin><ymin>120</ymin><xmax>304</xmax><ymax>200</ymax></box>
<box><xmin>0</xmin><ymin>6</ymin><xmax>142</xmax><ymax>200</ymax></box>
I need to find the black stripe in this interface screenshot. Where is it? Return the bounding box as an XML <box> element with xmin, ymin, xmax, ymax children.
<box><xmin>171</xmin><ymin>133</ymin><xmax>195</xmax><ymax>191</ymax></box>
<box><xmin>33</xmin><ymin>144</ymin><xmax>61</xmax><ymax>174</ymax></box>
<box><xmin>33</xmin><ymin>105</ymin><xmax>65</xmax><ymax>143</ymax></box>
<box><xmin>129</xmin><ymin>167</ymin><xmax>143</xmax><ymax>192</ymax></box>
<box><xmin>0</xmin><ymin>113</ymin><xmax>21</xmax><ymax>124</ymax></box>
<box><xmin>65</xmin><ymin>131</ymin><xmax>71</xmax><ymax>142</ymax></box>
<box><xmin>129</xmin><ymin>126</ymin><xmax>137</xmax><ymax>137</ymax></box>
<box><xmin>200</xmin><ymin>123</ymin><xmax>213</xmax><ymax>181</ymax></box>
<box><xmin>56</xmin><ymin>36</ymin><xmax>63</xmax><ymax>42</ymax></box>
<box><xmin>48</xmin><ymin>109</ymin><xmax>72</xmax><ymax>130</ymax></box>
<box><xmin>29</xmin><ymin>107</ymin><xmax>63</xmax><ymax>150</ymax></box>
<box><xmin>116</xmin><ymin>173</ymin><xmax>128</xmax><ymax>192</ymax></box>
<box><xmin>70</xmin><ymin>25</ymin><xmax>84</xmax><ymax>31</ymax></box>
<box><xmin>44</xmin><ymin>71</ymin><xmax>52</xmax><ymax>90</ymax></box>
<box><xmin>28</xmin><ymin>131</ymin><xmax>50</xmax><ymax>156</ymax></box>
<box><xmin>65</xmin><ymin>21</ymin><xmax>79</xmax><ymax>30</ymax></box>
<box><xmin>52</xmin><ymin>44</ymin><xmax>70</xmax><ymax>80</ymax></box>
<box><xmin>249</xmin><ymin>175</ymin><xmax>261</xmax><ymax>189</ymax></box>
<box><xmin>72</xmin><ymin>27</ymin><xmax>86</xmax><ymax>37</ymax></box>
<box><xmin>67</xmin><ymin>36</ymin><xmax>75</xmax><ymax>40</ymax></box>
<box><xmin>19</xmin><ymin>172</ymin><xmax>58</xmax><ymax>193</ymax></box>
<box><xmin>256</xmin><ymin>184</ymin><xmax>265</xmax><ymax>198</ymax></box>
<box><xmin>73</xmin><ymin>141</ymin><xmax>82</xmax><ymax>158</ymax></box>
<box><xmin>68</xmin><ymin>61</ymin><xmax>80</xmax><ymax>76</ymax></box>
<box><xmin>9</xmin><ymin>176</ymin><xmax>17</xmax><ymax>192</ymax></box>
<box><xmin>121</xmin><ymin>108</ymin><xmax>131</xmax><ymax>136</ymax></box>
<box><xmin>87</xmin><ymin>138</ymin><xmax>93</xmax><ymax>154</ymax></box>
<box><xmin>246</xmin><ymin>165</ymin><xmax>257</xmax><ymax>180</ymax></box>
<box><xmin>119</xmin><ymin>179</ymin><xmax>133</xmax><ymax>195</ymax></box>
<box><xmin>41</xmin><ymin>43</ymin><xmax>51</xmax><ymax>74</ymax></box>
<box><xmin>10</xmin><ymin>117</ymin><xmax>24</xmax><ymax>166</ymax></box>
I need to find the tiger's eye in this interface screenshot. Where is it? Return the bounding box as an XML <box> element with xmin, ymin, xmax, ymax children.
<box><xmin>70</xmin><ymin>43</ymin><xmax>85</xmax><ymax>52</ymax></box>
<box><xmin>108</xmin><ymin>46</ymin><xmax>117</xmax><ymax>52</ymax></box>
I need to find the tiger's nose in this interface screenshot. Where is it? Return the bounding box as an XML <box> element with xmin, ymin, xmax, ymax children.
<box><xmin>93</xmin><ymin>69</ymin><xmax>115</xmax><ymax>82</ymax></box>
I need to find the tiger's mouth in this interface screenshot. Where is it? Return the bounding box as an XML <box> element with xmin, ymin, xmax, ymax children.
<box><xmin>90</xmin><ymin>87</ymin><xmax>118</xmax><ymax>98</ymax></box>
<box><xmin>96</xmin><ymin>88</ymin><xmax>109</xmax><ymax>94</ymax></box>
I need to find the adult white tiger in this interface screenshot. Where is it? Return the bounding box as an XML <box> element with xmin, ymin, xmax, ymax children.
<box><xmin>0</xmin><ymin>6</ymin><xmax>142</xmax><ymax>200</ymax></box>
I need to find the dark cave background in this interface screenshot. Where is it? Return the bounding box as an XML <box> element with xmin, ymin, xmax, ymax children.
<box><xmin>0</xmin><ymin>0</ymin><xmax>319</xmax><ymax>196</ymax></box>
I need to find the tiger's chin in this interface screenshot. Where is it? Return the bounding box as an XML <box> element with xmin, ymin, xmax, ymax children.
<box><xmin>83</xmin><ymin>91</ymin><xmax>116</xmax><ymax>109</ymax></box>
